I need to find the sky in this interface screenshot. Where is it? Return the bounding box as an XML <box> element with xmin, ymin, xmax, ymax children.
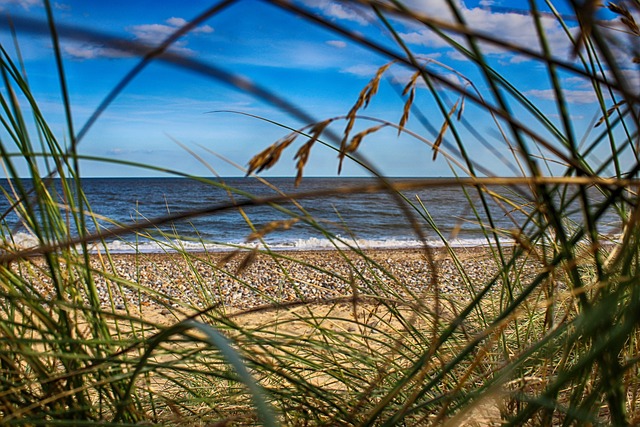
<box><xmin>0</xmin><ymin>0</ymin><xmax>636</xmax><ymax>178</ymax></box>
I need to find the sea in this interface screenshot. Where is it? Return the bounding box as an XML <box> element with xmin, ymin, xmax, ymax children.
<box><xmin>0</xmin><ymin>177</ymin><xmax>624</xmax><ymax>253</ymax></box>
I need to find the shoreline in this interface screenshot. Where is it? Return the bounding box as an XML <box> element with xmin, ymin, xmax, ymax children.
<box><xmin>100</xmin><ymin>244</ymin><xmax>504</xmax><ymax>262</ymax></box>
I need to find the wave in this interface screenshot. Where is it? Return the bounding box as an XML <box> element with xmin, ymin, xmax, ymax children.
<box><xmin>5</xmin><ymin>232</ymin><xmax>624</xmax><ymax>254</ymax></box>
<box><xmin>2</xmin><ymin>232</ymin><xmax>499</xmax><ymax>254</ymax></box>
<box><xmin>3</xmin><ymin>233</ymin><xmax>500</xmax><ymax>253</ymax></box>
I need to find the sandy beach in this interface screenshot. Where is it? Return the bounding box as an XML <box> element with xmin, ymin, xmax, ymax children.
<box><xmin>97</xmin><ymin>246</ymin><xmax>507</xmax><ymax>424</ymax></box>
<box><xmin>77</xmin><ymin>246</ymin><xmax>520</xmax><ymax>318</ymax></box>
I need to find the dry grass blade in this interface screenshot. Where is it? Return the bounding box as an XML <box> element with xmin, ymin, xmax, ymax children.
<box><xmin>595</xmin><ymin>100</ymin><xmax>628</xmax><ymax>127</ymax></box>
<box><xmin>363</xmin><ymin>62</ymin><xmax>394</xmax><ymax>109</ymax></box>
<box><xmin>294</xmin><ymin>140</ymin><xmax>314</xmax><ymax>187</ymax></box>
<box><xmin>345</xmin><ymin>124</ymin><xmax>386</xmax><ymax>155</ymax></box>
<box><xmin>571</xmin><ymin>0</ymin><xmax>599</xmax><ymax>56</ymax></box>
<box><xmin>236</xmin><ymin>249</ymin><xmax>257</xmax><ymax>274</ymax></box>
<box><xmin>608</xmin><ymin>2</ymin><xmax>640</xmax><ymax>36</ymax></box>
<box><xmin>398</xmin><ymin>71</ymin><xmax>421</xmax><ymax>135</ymax></box>
<box><xmin>247</xmin><ymin>218</ymin><xmax>299</xmax><ymax>242</ymax></box>
<box><xmin>432</xmin><ymin>99</ymin><xmax>460</xmax><ymax>161</ymax></box>
<box><xmin>398</xmin><ymin>86</ymin><xmax>415</xmax><ymax>134</ymax></box>
<box><xmin>246</xmin><ymin>132</ymin><xmax>298</xmax><ymax>175</ymax></box>
<box><xmin>308</xmin><ymin>118</ymin><xmax>334</xmax><ymax>142</ymax></box>
<box><xmin>339</xmin><ymin>62</ymin><xmax>394</xmax><ymax>172</ymax></box>
<box><xmin>291</xmin><ymin>119</ymin><xmax>334</xmax><ymax>186</ymax></box>
<box><xmin>4</xmin><ymin>0</ymin><xmax>640</xmax><ymax>425</ymax></box>
<box><xmin>608</xmin><ymin>1</ymin><xmax>640</xmax><ymax>63</ymax></box>
<box><xmin>457</xmin><ymin>96</ymin><xmax>465</xmax><ymax>121</ymax></box>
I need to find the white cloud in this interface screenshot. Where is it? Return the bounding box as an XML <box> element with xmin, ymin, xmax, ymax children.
<box><xmin>525</xmin><ymin>89</ymin><xmax>600</xmax><ymax>104</ymax></box>
<box><xmin>219</xmin><ymin>37</ymin><xmax>376</xmax><ymax>72</ymax></box>
<box><xmin>325</xmin><ymin>3</ymin><xmax>368</xmax><ymax>24</ymax></box>
<box><xmin>129</xmin><ymin>23</ymin><xmax>178</xmax><ymax>42</ymax></box>
<box><xmin>397</xmin><ymin>0</ymin><xmax>461</xmax><ymax>22</ymax></box>
<box><xmin>507</xmin><ymin>54</ymin><xmax>530</xmax><ymax>64</ymax></box>
<box><xmin>417</xmin><ymin>52</ymin><xmax>443</xmax><ymax>60</ymax></box>
<box><xmin>390</xmin><ymin>66</ymin><xmax>464</xmax><ymax>92</ymax></box>
<box><xmin>464</xmin><ymin>7</ymin><xmax>571</xmax><ymax>56</ymax></box>
<box><xmin>107</xmin><ymin>148</ymin><xmax>126</xmax><ymax>155</ymax></box>
<box><xmin>63</xmin><ymin>16</ymin><xmax>213</xmax><ymax>60</ymax></box>
<box><xmin>599</xmin><ymin>21</ymin><xmax>639</xmax><ymax>70</ymax></box>
<box><xmin>616</xmin><ymin>68</ymin><xmax>640</xmax><ymax>95</ymax></box>
<box><xmin>128</xmin><ymin>17</ymin><xmax>213</xmax><ymax>43</ymax></box>
<box><xmin>54</xmin><ymin>2</ymin><xmax>71</xmax><ymax>11</ymax></box>
<box><xmin>300</xmin><ymin>0</ymin><xmax>584</xmax><ymax>70</ymax></box>
<box><xmin>399</xmin><ymin>2</ymin><xmax>576</xmax><ymax>62</ymax></box>
<box><xmin>564</xmin><ymin>76</ymin><xmax>595</xmax><ymax>90</ymax></box>
<box><xmin>402</xmin><ymin>28</ymin><xmax>451</xmax><ymax>49</ymax></box>
<box><xmin>341</xmin><ymin>64</ymin><xmax>381</xmax><ymax>77</ymax></box>
<box><xmin>338</xmin><ymin>58</ymin><xmax>463</xmax><ymax>92</ymax></box>
<box><xmin>301</xmin><ymin>0</ymin><xmax>371</xmax><ymax>25</ymax></box>
<box><xmin>164</xmin><ymin>17</ymin><xmax>213</xmax><ymax>34</ymax></box>
<box><xmin>446</xmin><ymin>50</ymin><xmax>466</xmax><ymax>61</ymax></box>
<box><xmin>166</xmin><ymin>17</ymin><xmax>187</xmax><ymax>27</ymax></box>
<box><xmin>326</xmin><ymin>40</ymin><xmax>347</xmax><ymax>48</ymax></box>
<box><xmin>0</xmin><ymin>0</ymin><xmax>40</xmax><ymax>10</ymax></box>
<box><xmin>62</xmin><ymin>43</ymin><xmax>133</xmax><ymax>59</ymax></box>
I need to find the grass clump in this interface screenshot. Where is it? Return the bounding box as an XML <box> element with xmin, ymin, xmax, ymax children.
<box><xmin>1</xmin><ymin>0</ymin><xmax>640</xmax><ymax>425</ymax></box>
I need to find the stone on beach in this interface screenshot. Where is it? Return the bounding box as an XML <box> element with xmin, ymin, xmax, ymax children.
<box><xmin>14</xmin><ymin>247</ymin><xmax>527</xmax><ymax>315</ymax></box>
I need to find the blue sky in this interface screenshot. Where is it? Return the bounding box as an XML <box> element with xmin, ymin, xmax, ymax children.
<box><xmin>0</xmin><ymin>0</ymin><xmax>635</xmax><ymax>178</ymax></box>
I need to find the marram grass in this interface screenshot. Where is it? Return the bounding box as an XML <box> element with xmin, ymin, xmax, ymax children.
<box><xmin>1</xmin><ymin>0</ymin><xmax>640</xmax><ymax>425</ymax></box>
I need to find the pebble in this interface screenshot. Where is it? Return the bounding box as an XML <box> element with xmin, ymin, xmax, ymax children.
<box><xmin>15</xmin><ymin>247</ymin><xmax>538</xmax><ymax>312</ymax></box>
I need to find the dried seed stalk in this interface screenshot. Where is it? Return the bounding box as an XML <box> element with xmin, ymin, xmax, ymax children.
<box><xmin>293</xmin><ymin>119</ymin><xmax>333</xmax><ymax>186</ymax></box>
<box><xmin>247</xmin><ymin>119</ymin><xmax>333</xmax><ymax>183</ymax></box>
<box><xmin>608</xmin><ymin>2</ymin><xmax>640</xmax><ymax>62</ymax></box>
<box><xmin>572</xmin><ymin>0</ymin><xmax>599</xmax><ymax>56</ymax></box>
<box><xmin>346</xmin><ymin>124</ymin><xmax>386</xmax><ymax>155</ymax></box>
<box><xmin>363</xmin><ymin>62</ymin><xmax>394</xmax><ymax>109</ymax></box>
<box><xmin>247</xmin><ymin>132</ymin><xmax>298</xmax><ymax>175</ymax></box>
<box><xmin>247</xmin><ymin>218</ymin><xmax>299</xmax><ymax>242</ymax></box>
<box><xmin>457</xmin><ymin>96</ymin><xmax>465</xmax><ymax>120</ymax></box>
<box><xmin>236</xmin><ymin>250</ymin><xmax>257</xmax><ymax>274</ymax></box>
<box><xmin>595</xmin><ymin>100</ymin><xmax>627</xmax><ymax>127</ymax></box>
<box><xmin>433</xmin><ymin>99</ymin><xmax>460</xmax><ymax>160</ymax></box>
<box><xmin>339</xmin><ymin>62</ymin><xmax>394</xmax><ymax>172</ymax></box>
<box><xmin>609</xmin><ymin>2</ymin><xmax>640</xmax><ymax>36</ymax></box>
<box><xmin>294</xmin><ymin>141</ymin><xmax>314</xmax><ymax>187</ymax></box>
<box><xmin>398</xmin><ymin>71</ymin><xmax>421</xmax><ymax>135</ymax></box>
<box><xmin>232</xmin><ymin>218</ymin><xmax>300</xmax><ymax>273</ymax></box>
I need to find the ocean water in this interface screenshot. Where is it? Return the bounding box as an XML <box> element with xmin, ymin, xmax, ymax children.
<box><xmin>0</xmin><ymin>177</ymin><xmax>623</xmax><ymax>253</ymax></box>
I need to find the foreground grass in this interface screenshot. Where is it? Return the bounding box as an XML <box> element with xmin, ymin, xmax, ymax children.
<box><xmin>1</xmin><ymin>0</ymin><xmax>640</xmax><ymax>425</ymax></box>
<box><xmin>2</xmin><ymin>242</ymin><xmax>639</xmax><ymax>425</ymax></box>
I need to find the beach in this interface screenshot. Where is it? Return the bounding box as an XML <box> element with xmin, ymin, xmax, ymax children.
<box><xmin>96</xmin><ymin>246</ymin><xmax>508</xmax><ymax>424</ymax></box>
<box><xmin>73</xmin><ymin>246</ymin><xmax>520</xmax><ymax>316</ymax></box>
<box><xmin>37</xmin><ymin>246</ymin><xmax>504</xmax><ymax>425</ymax></box>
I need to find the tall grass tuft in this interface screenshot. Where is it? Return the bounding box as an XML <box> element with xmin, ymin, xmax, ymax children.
<box><xmin>1</xmin><ymin>0</ymin><xmax>639</xmax><ymax>425</ymax></box>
